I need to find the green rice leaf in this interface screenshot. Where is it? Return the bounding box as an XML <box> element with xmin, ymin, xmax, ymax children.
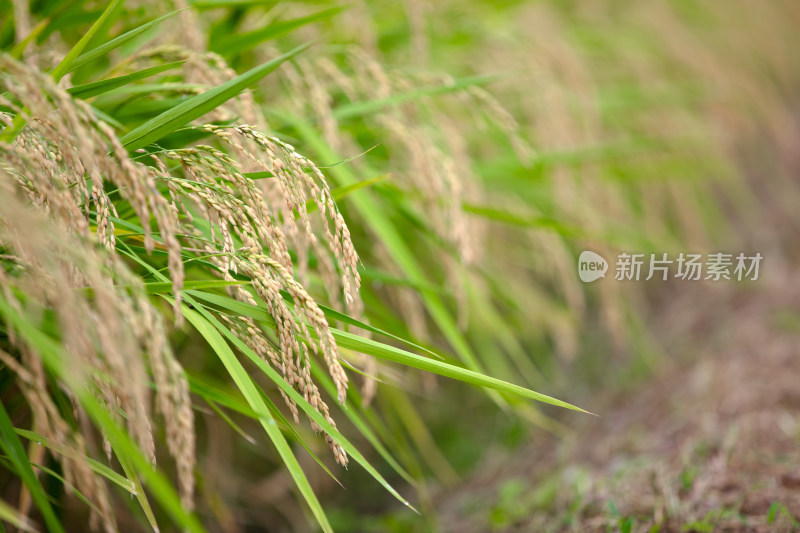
<box><xmin>186</xmin><ymin>289</ymin><xmax>442</xmax><ymax>360</ymax></box>
<box><xmin>212</xmin><ymin>7</ymin><xmax>344</xmax><ymax>57</ymax></box>
<box><xmin>167</xmin><ymin>294</ymin><xmax>419</xmax><ymax>512</ymax></box>
<box><xmin>0</xmin><ymin>402</ymin><xmax>65</xmax><ymax>533</ymax></box>
<box><xmin>15</xmin><ymin>429</ymin><xmax>137</xmax><ymax>494</ymax></box>
<box><xmin>463</xmin><ymin>203</ymin><xmax>580</xmax><ymax>236</ymax></box>
<box><xmin>309</xmin><ymin>365</ymin><xmax>416</xmax><ymax>485</ymax></box>
<box><xmin>67</xmin><ymin>10</ymin><xmax>185</xmax><ymax>74</ymax></box>
<box><xmin>332</xmin><ymin>175</ymin><xmax>387</xmax><ymax>201</ymax></box>
<box><xmin>141</xmin><ymin>279</ymin><xmax>250</xmax><ymax>293</ymax></box>
<box><xmin>0</xmin><ymin>497</ymin><xmax>36</xmax><ymax>532</ymax></box>
<box><xmin>9</xmin><ymin>19</ymin><xmax>49</xmax><ymax>60</ymax></box>
<box><xmin>191</xmin><ymin>0</ymin><xmax>276</xmax><ymax>8</ymax></box>
<box><xmin>188</xmin><ymin>374</ymin><xmax>342</xmax><ymax>485</ymax></box>
<box><xmin>332</xmin><ymin>74</ymin><xmax>504</xmax><ymax>120</ymax></box>
<box><xmin>120</xmin><ymin>43</ymin><xmax>310</xmax><ymax>151</ymax></box>
<box><xmin>117</xmin><ymin>454</ymin><xmax>160</xmax><ymax>532</ymax></box>
<box><xmin>50</xmin><ymin>0</ymin><xmax>124</xmax><ymax>81</ymax></box>
<box><xmin>0</xmin><ymin>0</ymin><xmax>126</xmax><ymax>143</ymax></box>
<box><xmin>0</xmin><ymin>296</ymin><xmax>205</xmax><ymax>533</ymax></box>
<box><xmin>180</xmin><ymin>303</ymin><xmax>334</xmax><ymax>533</ymax></box>
<box><xmin>241</xmin><ymin>171</ymin><xmax>275</xmax><ymax>180</ymax></box>
<box><xmin>67</xmin><ymin>61</ymin><xmax>186</xmax><ymax>99</ymax></box>
<box><xmin>329</xmin><ymin>328</ymin><xmax>591</xmax><ymax>413</ymax></box>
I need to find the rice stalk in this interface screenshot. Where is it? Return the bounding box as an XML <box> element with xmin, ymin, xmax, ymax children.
<box><xmin>0</xmin><ymin>46</ymin><xmax>367</xmax><ymax>522</ymax></box>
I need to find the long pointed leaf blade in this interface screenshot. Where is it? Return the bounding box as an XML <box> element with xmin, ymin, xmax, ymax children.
<box><xmin>15</xmin><ymin>429</ymin><xmax>136</xmax><ymax>494</ymax></box>
<box><xmin>0</xmin><ymin>403</ymin><xmax>65</xmax><ymax>533</ymax></box>
<box><xmin>329</xmin><ymin>328</ymin><xmax>592</xmax><ymax>413</ymax></box>
<box><xmin>50</xmin><ymin>0</ymin><xmax>124</xmax><ymax>81</ymax></box>
<box><xmin>0</xmin><ymin>296</ymin><xmax>205</xmax><ymax>533</ymax></box>
<box><xmin>182</xmin><ymin>289</ymin><xmax>587</xmax><ymax>412</ymax></box>
<box><xmin>67</xmin><ymin>61</ymin><xmax>186</xmax><ymax>99</ymax></box>
<box><xmin>309</xmin><ymin>365</ymin><xmax>415</xmax><ymax>485</ymax></box>
<box><xmin>120</xmin><ymin>43</ymin><xmax>310</xmax><ymax>151</ymax></box>
<box><xmin>67</xmin><ymin>10</ymin><xmax>186</xmax><ymax>74</ymax></box>
<box><xmin>0</xmin><ymin>497</ymin><xmax>37</xmax><ymax>532</ymax></box>
<box><xmin>169</xmin><ymin>294</ymin><xmax>419</xmax><ymax>512</ymax></box>
<box><xmin>180</xmin><ymin>303</ymin><xmax>333</xmax><ymax>533</ymax></box>
<box><xmin>189</xmin><ymin>374</ymin><xmax>343</xmax><ymax>485</ymax></box>
<box><xmin>187</xmin><ymin>289</ymin><xmax>442</xmax><ymax>360</ymax></box>
<box><xmin>332</xmin><ymin>74</ymin><xmax>504</xmax><ymax>121</ymax></box>
<box><xmin>212</xmin><ymin>7</ymin><xmax>343</xmax><ymax>57</ymax></box>
<box><xmin>0</xmin><ymin>0</ymin><xmax>125</xmax><ymax>143</ymax></box>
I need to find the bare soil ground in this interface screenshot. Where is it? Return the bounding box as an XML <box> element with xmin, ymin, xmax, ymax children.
<box><xmin>436</xmin><ymin>269</ymin><xmax>800</xmax><ymax>532</ymax></box>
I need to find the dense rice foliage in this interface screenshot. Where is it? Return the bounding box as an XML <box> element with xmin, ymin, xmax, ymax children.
<box><xmin>0</xmin><ymin>1</ymin><xmax>797</xmax><ymax>531</ymax></box>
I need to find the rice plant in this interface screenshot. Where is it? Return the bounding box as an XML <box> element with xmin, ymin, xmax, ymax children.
<box><xmin>0</xmin><ymin>0</ymin><xmax>797</xmax><ymax>531</ymax></box>
<box><xmin>0</xmin><ymin>2</ymin><xmax>586</xmax><ymax>531</ymax></box>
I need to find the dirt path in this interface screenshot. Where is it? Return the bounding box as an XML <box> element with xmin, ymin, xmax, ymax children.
<box><xmin>436</xmin><ymin>268</ymin><xmax>800</xmax><ymax>532</ymax></box>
